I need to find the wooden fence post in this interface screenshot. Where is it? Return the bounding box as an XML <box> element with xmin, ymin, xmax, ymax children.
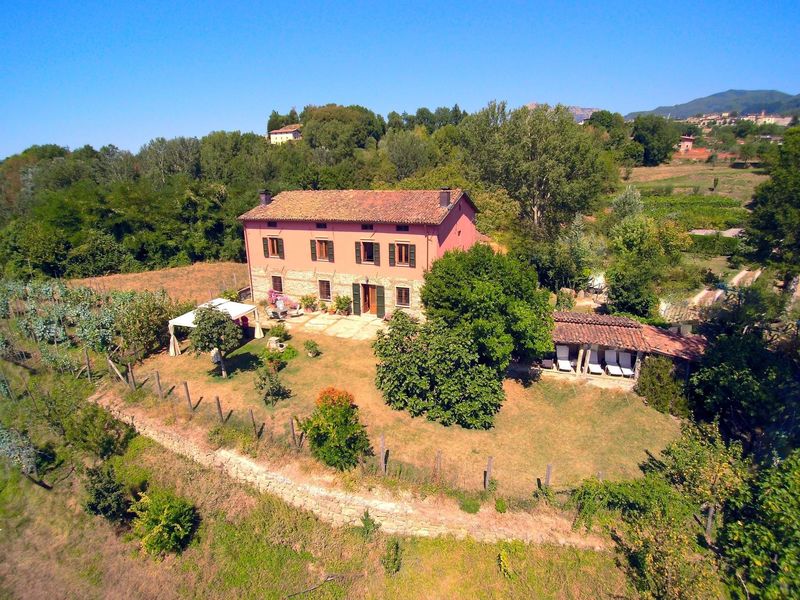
<box><xmin>379</xmin><ymin>434</ymin><xmax>386</xmax><ymax>475</ymax></box>
<box><xmin>126</xmin><ymin>362</ymin><xmax>136</xmax><ymax>390</ymax></box>
<box><xmin>484</xmin><ymin>456</ymin><xmax>494</xmax><ymax>490</ymax></box>
<box><xmin>215</xmin><ymin>396</ymin><xmax>223</xmax><ymax>422</ymax></box>
<box><xmin>705</xmin><ymin>504</ymin><xmax>716</xmax><ymax>542</ymax></box>
<box><xmin>250</xmin><ymin>409</ymin><xmax>258</xmax><ymax>438</ymax></box>
<box><xmin>544</xmin><ymin>463</ymin><xmax>552</xmax><ymax>487</ymax></box>
<box><xmin>83</xmin><ymin>347</ymin><xmax>92</xmax><ymax>383</ymax></box>
<box><xmin>106</xmin><ymin>355</ymin><xmax>127</xmax><ymax>385</ymax></box>
<box><xmin>155</xmin><ymin>371</ymin><xmax>163</xmax><ymax>401</ymax></box>
<box><xmin>183</xmin><ymin>381</ymin><xmax>192</xmax><ymax>412</ymax></box>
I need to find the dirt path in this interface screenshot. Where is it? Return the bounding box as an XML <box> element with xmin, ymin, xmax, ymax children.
<box><xmin>690</xmin><ymin>268</ymin><xmax>762</xmax><ymax>307</ymax></box>
<box><xmin>93</xmin><ymin>389</ymin><xmax>606</xmax><ymax>550</ymax></box>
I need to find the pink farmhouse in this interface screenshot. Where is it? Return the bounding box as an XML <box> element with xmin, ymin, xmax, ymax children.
<box><xmin>239</xmin><ymin>188</ymin><xmax>479</xmax><ymax>316</ymax></box>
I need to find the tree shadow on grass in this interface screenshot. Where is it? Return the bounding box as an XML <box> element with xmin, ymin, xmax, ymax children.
<box><xmin>206</xmin><ymin>350</ymin><xmax>262</xmax><ymax>378</ymax></box>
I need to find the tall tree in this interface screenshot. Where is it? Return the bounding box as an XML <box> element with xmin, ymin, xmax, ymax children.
<box><xmin>189</xmin><ymin>306</ymin><xmax>244</xmax><ymax>378</ymax></box>
<box><xmin>748</xmin><ymin>127</ymin><xmax>800</xmax><ymax>273</ymax></box>
<box><xmin>632</xmin><ymin>115</ymin><xmax>680</xmax><ymax>166</ymax></box>
<box><xmin>461</xmin><ymin>102</ymin><xmax>613</xmax><ymax>233</ymax></box>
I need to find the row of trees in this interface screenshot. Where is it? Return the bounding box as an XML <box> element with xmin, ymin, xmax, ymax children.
<box><xmin>1</xmin><ymin>100</ymin><xmax>622</xmax><ymax>281</ymax></box>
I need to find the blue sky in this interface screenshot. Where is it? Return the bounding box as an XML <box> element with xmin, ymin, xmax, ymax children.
<box><xmin>1</xmin><ymin>0</ymin><xmax>799</xmax><ymax>158</ymax></box>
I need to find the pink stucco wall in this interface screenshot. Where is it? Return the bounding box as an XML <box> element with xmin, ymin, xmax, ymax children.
<box><xmin>437</xmin><ymin>196</ymin><xmax>479</xmax><ymax>256</ymax></box>
<box><xmin>244</xmin><ymin>220</ymin><xmax>433</xmax><ymax>278</ymax></box>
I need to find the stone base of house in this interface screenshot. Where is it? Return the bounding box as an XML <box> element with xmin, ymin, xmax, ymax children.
<box><xmin>250</xmin><ymin>266</ymin><xmax>424</xmax><ymax>317</ymax></box>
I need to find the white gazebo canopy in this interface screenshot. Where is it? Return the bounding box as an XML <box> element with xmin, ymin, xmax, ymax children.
<box><xmin>168</xmin><ymin>298</ymin><xmax>263</xmax><ymax>356</ymax></box>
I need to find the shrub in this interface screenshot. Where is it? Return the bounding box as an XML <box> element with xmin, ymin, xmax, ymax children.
<box><xmin>554</xmin><ymin>289</ymin><xmax>575</xmax><ymax>310</ymax></box>
<box><xmin>381</xmin><ymin>539</ymin><xmax>403</xmax><ymax>575</ymax></box>
<box><xmin>84</xmin><ymin>464</ymin><xmax>129</xmax><ymax>523</ymax></box>
<box><xmin>495</xmin><ymin>497</ymin><xmax>508</xmax><ymax>513</ymax></box>
<box><xmin>255</xmin><ymin>366</ymin><xmax>292</xmax><ymax>406</ymax></box>
<box><xmin>299</xmin><ymin>294</ymin><xmax>318</xmax><ymax>310</ymax></box>
<box><xmin>635</xmin><ymin>355</ymin><xmax>688</xmax><ymax>416</ymax></box>
<box><xmin>458</xmin><ymin>496</ymin><xmax>481</xmax><ymax>514</ymax></box>
<box><xmin>359</xmin><ymin>509</ymin><xmax>381</xmax><ymax>539</ymax></box>
<box><xmin>333</xmin><ymin>295</ymin><xmax>352</xmax><ymax>314</ymax></box>
<box><xmin>220</xmin><ymin>288</ymin><xmax>239</xmax><ymax>301</ymax></box>
<box><xmin>132</xmin><ymin>490</ymin><xmax>196</xmax><ymax>556</ymax></box>
<box><xmin>268</xmin><ymin>323</ymin><xmax>290</xmax><ymax>342</ymax></box>
<box><xmin>303</xmin><ymin>339</ymin><xmax>321</xmax><ymax>357</ymax></box>
<box><xmin>300</xmin><ymin>388</ymin><xmax>371</xmax><ymax>470</ymax></box>
<box><xmin>689</xmin><ymin>234</ymin><xmax>740</xmax><ymax>256</ymax></box>
<box><xmin>261</xmin><ymin>344</ymin><xmax>298</xmax><ymax>371</ymax></box>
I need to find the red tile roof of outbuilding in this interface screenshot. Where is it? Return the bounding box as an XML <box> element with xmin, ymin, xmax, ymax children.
<box><xmin>238</xmin><ymin>189</ymin><xmax>475</xmax><ymax>225</ymax></box>
<box><xmin>269</xmin><ymin>124</ymin><xmax>302</xmax><ymax>134</ymax></box>
<box><xmin>552</xmin><ymin>311</ymin><xmax>706</xmax><ymax>360</ymax></box>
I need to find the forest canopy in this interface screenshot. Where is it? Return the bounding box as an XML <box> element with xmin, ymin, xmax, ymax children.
<box><xmin>0</xmin><ymin>101</ymin><xmax>620</xmax><ymax>280</ymax></box>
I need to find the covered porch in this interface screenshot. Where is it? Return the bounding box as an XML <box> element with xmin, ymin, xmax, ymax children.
<box><xmin>538</xmin><ymin>311</ymin><xmax>707</xmax><ymax>383</ymax></box>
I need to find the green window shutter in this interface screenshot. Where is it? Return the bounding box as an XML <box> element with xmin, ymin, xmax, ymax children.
<box><xmin>310</xmin><ymin>240</ymin><xmax>317</xmax><ymax>261</ymax></box>
<box><xmin>376</xmin><ymin>285</ymin><xmax>385</xmax><ymax>318</ymax></box>
<box><xmin>389</xmin><ymin>243</ymin><xmax>395</xmax><ymax>266</ymax></box>
<box><xmin>277</xmin><ymin>238</ymin><xmax>285</xmax><ymax>259</ymax></box>
<box><xmin>352</xmin><ymin>283</ymin><xmax>361</xmax><ymax>315</ymax></box>
<box><xmin>355</xmin><ymin>241</ymin><xmax>361</xmax><ymax>264</ymax></box>
<box><xmin>409</xmin><ymin>244</ymin><xmax>416</xmax><ymax>268</ymax></box>
<box><xmin>262</xmin><ymin>238</ymin><xmax>269</xmax><ymax>257</ymax></box>
<box><xmin>373</xmin><ymin>243</ymin><xmax>380</xmax><ymax>266</ymax></box>
<box><xmin>327</xmin><ymin>240</ymin><xmax>334</xmax><ymax>262</ymax></box>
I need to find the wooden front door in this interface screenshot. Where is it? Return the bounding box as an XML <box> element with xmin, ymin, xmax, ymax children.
<box><xmin>362</xmin><ymin>284</ymin><xmax>377</xmax><ymax>314</ymax></box>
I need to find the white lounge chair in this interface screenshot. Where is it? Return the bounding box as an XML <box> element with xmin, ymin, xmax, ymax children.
<box><xmin>619</xmin><ymin>352</ymin><xmax>635</xmax><ymax>377</ymax></box>
<box><xmin>587</xmin><ymin>350</ymin><xmax>603</xmax><ymax>375</ymax></box>
<box><xmin>556</xmin><ymin>345</ymin><xmax>574</xmax><ymax>372</ymax></box>
<box><xmin>605</xmin><ymin>349</ymin><xmax>623</xmax><ymax>376</ymax></box>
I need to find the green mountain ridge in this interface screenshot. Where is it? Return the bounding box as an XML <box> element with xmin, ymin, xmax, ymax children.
<box><xmin>626</xmin><ymin>89</ymin><xmax>800</xmax><ymax>119</ymax></box>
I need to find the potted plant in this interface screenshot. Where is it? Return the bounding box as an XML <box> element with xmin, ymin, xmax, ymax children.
<box><xmin>333</xmin><ymin>295</ymin><xmax>352</xmax><ymax>315</ymax></box>
<box><xmin>303</xmin><ymin>339</ymin><xmax>321</xmax><ymax>357</ymax></box>
<box><xmin>319</xmin><ymin>301</ymin><xmax>328</xmax><ymax>313</ymax></box>
<box><xmin>300</xmin><ymin>294</ymin><xmax>318</xmax><ymax>312</ymax></box>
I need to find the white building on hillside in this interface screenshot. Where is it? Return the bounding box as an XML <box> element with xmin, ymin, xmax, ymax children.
<box><xmin>268</xmin><ymin>124</ymin><xmax>302</xmax><ymax>144</ymax></box>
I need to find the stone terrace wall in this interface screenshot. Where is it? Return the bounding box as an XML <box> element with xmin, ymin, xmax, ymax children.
<box><xmin>101</xmin><ymin>397</ymin><xmax>605</xmax><ymax>550</ymax></box>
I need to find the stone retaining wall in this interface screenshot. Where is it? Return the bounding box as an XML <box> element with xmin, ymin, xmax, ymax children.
<box><xmin>101</xmin><ymin>398</ymin><xmax>605</xmax><ymax>550</ymax></box>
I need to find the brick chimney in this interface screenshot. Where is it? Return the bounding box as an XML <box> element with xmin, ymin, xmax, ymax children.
<box><xmin>258</xmin><ymin>189</ymin><xmax>272</xmax><ymax>205</ymax></box>
<box><xmin>438</xmin><ymin>187</ymin><xmax>451</xmax><ymax>207</ymax></box>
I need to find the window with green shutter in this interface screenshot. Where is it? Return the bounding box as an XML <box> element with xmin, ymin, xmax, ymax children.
<box><xmin>310</xmin><ymin>239</ymin><xmax>317</xmax><ymax>261</ymax></box>
<box><xmin>376</xmin><ymin>285</ymin><xmax>385</xmax><ymax>318</ymax></box>
<box><xmin>389</xmin><ymin>243</ymin><xmax>396</xmax><ymax>266</ymax></box>
<box><xmin>351</xmin><ymin>283</ymin><xmax>361</xmax><ymax>315</ymax></box>
<box><xmin>326</xmin><ymin>240</ymin><xmax>334</xmax><ymax>262</ymax></box>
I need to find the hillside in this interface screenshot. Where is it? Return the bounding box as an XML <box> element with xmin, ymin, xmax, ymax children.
<box><xmin>627</xmin><ymin>89</ymin><xmax>800</xmax><ymax>119</ymax></box>
<box><xmin>527</xmin><ymin>103</ymin><xmax>600</xmax><ymax>122</ymax></box>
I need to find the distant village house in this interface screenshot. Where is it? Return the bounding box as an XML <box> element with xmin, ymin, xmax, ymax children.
<box><xmin>268</xmin><ymin>123</ymin><xmax>302</xmax><ymax>144</ymax></box>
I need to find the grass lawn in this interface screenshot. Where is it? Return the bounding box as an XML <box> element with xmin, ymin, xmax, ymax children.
<box><xmin>137</xmin><ymin>327</ymin><xmax>680</xmax><ymax>497</ymax></box>
<box><xmin>0</xmin><ymin>436</ymin><xmax>630</xmax><ymax>599</ymax></box>
<box><xmin>626</xmin><ymin>161</ymin><xmax>767</xmax><ymax>204</ymax></box>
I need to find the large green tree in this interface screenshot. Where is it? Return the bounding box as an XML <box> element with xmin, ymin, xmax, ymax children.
<box><xmin>632</xmin><ymin>115</ymin><xmax>680</xmax><ymax>166</ymax></box>
<box><xmin>460</xmin><ymin>102</ymin><xmax>614</xmax><ymax>234</ymax></box>
<box><xmin>421</xmin><ymin>244</ymin><xmax>553</xmax><ymax>369</ymax></box>
<box><xmin>748</xmin><ymin>127</ymin><xmax>800</xmax><ymax>273</ymax></box>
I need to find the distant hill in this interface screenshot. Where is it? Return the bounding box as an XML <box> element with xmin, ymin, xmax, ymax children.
<box><xmin>626</xmin><ymin>89</ymin><xmax>800</xmax><ymax>119</ymax></box>
<box><xmin>527</xmin><ymin>103</ymin><xmax>600</xmax><ymax>122</ymax></box>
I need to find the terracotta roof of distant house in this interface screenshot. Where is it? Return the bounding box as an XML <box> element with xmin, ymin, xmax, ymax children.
<box><xmin>238</xmin><ymin>189</ymin><xmax>475</xmax><ymax>225</ymax></box>
<box><xmin>269</xmin><ymin>124</ymin><xmax>302</xmax><ymax>134</ymax></box>
<box><xmin>552</xmin><ymin>311</ymin><xmax>706</xmax><ymax>360</ymax></box>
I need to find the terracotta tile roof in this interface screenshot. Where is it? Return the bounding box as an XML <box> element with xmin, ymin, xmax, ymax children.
<box><xmin>641</xmin><ymin>326</ymin><xmax>707</xmax><ymax>361</ymax></box>
<box><xmin>239</xmin><ymin>189</ymin><xmax>472</xmax><ymax>225</ymax></box>
<box><xmin>552</xmin><ymin>311</ymin><xmax>706</xmax><ymax>360</ymax></box>
<box><xmin>269</xmin><ymin>124</ymin><xmax>302</xmax><ymax>134</ymax></box>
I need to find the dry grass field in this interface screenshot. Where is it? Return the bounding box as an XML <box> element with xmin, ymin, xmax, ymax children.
<box><xmin>70</xmin><ymin>262</ymin><xmax>249</xmax><ymax>303</ymax></box>
<box><xmin>626</xmin><ymin>162</ymin><xmax>768</xmax><ymax>204</ymax></box>
<box><xmin>135</xmin><ymin>327</ymin><xmax>680</xmax><ymax>497</ymax></box>
<box><xmin>0</xmin><ymin>437</ymin><xmax>630</xmax><ymax>599</ymax></box>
